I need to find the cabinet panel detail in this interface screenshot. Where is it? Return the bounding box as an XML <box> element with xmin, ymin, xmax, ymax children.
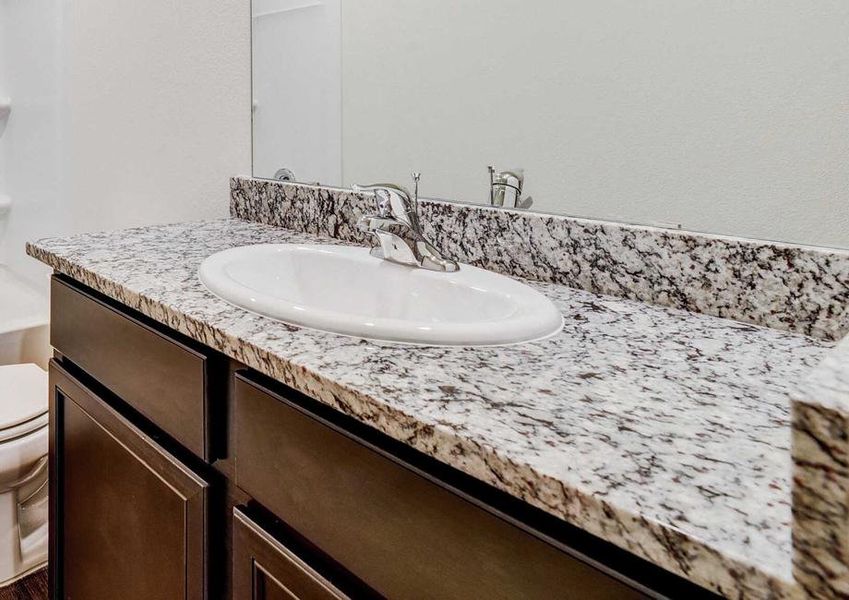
<box><xmin>234</xmin><ymin>508</ymin><xmax>348</xmax><ymax>600</ymax></box>
<box><xmin>50</xmin><ymin>361</ymin><xmax>208</xmax><ymax>600</ymax></box>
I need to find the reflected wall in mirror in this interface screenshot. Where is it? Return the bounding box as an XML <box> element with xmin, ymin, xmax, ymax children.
<box><xmin>252</xmin><ymin>1</ymin><xmax>849</xmax><ymax>248</ymax></box>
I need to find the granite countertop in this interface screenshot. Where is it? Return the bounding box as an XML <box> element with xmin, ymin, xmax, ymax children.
<box><xmin>28</xmin><ymin>218</ymin><xmax>834</xmax><ymax>599</ymax></box>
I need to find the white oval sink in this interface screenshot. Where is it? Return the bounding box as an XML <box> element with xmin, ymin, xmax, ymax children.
<box><xmin>199</xmin><ymin>244</ymin><xmax>563</xmax><ymax>346</ymax></box>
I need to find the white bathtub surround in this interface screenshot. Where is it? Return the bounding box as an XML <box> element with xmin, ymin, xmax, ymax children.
<box><xmin>0</xmin><ymin>269</ymin><xmax>49</xmax><ymax>369</ymax></box>
<box><xmin>0</xmin><ymin>0</ymin><xmax>67</xmax><ymax>287</ymax></box>
<box><xmin>27</xmin><ymin>218</ymin><xmax>842</xmax><ymax>598</ymax></box>
<box><xmin>231</xmin><ymin>177</ymin><xmax>849</xmax><ymax>341</ymax></box>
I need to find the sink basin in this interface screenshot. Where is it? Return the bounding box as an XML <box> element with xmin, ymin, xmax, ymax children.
<box><xmin>198</xmin><ymin>244</ymin><xmax>563</xmax><ymax>346</ymax></box>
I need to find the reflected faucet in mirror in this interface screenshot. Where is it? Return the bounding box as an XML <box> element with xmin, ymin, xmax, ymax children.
<box><xmin>488</xmin><ymin>166</ymin><xmax>533</xmax><ymax>210</ymax></box>
<box><xmin>353</xmin><ymin>174</ymin><xmax>460</xmax><ymax>273</ymax></box>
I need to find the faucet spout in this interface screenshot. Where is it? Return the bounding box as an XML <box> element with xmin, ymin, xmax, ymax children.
<box><xmin>353</xmin><ymin>175</ymin><xmax>459</xmax><ymax>272</ymax></box>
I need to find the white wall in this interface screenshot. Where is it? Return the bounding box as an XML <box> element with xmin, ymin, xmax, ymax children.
<box><xmin>341</xmin><ymin>1</ymin><xmax>849</xmax><ymax>248</ymax></box>
<box><xmin>65</xmin><ymin>0</ymin><xmax>252</xmax><ymax>235</ymax></box>
<box><xmin>0</xmin><ymin>0</ymin><xmax>251</xmax><ymax>291</ymax></box>
<box><xmin>0</xmin><ymin>0</ymin><xmax>249</xmax><ymax>368</ymax></box>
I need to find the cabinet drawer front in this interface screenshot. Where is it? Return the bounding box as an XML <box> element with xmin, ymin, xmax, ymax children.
<box><xmin>50</xmin><ymin>360</ymin><xmax>208</xmax><ymax>600</ymax></box>
<box><xmin>234</xmin><ymin>508</ymin><xmax>349</xmax><ymax>600</ymax></box>
<box><xmin>50</xmin><ymin>276</ymin><xmax>210</xmax><ymax>458</ymax></box>
<box><xmin>235</xmin><ymin>373</ymin><xmax>646</xmax><ymax>600</ymax></box>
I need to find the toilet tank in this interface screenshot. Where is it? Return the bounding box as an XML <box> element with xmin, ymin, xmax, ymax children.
<box><xmin>0</xmin><ymin>269</ymin><xmax>49</xmax><ymax>370</ymax></box>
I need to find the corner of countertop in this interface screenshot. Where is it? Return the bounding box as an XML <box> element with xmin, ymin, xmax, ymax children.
<box><xmin>791</xmin><ymin>335</ymin><xmax>849</xmax><ymax>597</ymax></box>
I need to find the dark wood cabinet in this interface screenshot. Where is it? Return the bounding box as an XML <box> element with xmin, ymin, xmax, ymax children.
<box><xmin>51</xmin><ymin>276</ymin><xmax>217</xmax><ymax>460</ymax></box>
<box><xmin>49</xmin><ymin>361</ymin><xmax>209</xmax><ymax>600</ymax></box>
<box><xmin>233</xmin><ymin>508</ymin><xmax>347</xmax><ymax>600</ymax></box>
<box><xmin>47</xmin><ymin>276</ymin><xmax>716</xmax><ymax>600</ymax></box>
<box><xmin>234</xmin><ymin>372</ymin><xmax>647</xmax><ymax>600</ymax></box>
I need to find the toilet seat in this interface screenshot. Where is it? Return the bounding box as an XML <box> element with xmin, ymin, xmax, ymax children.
<box><xmin>0</xmin><ymin>414</ymin><xmax>48</xmax><ymax>445</ymax></box>
<box><xmin>0</xmin><ymin>365</ymin><xmax>47</xmax><ymax>443</ymax></box>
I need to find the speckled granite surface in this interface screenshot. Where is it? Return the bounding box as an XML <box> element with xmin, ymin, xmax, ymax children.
<box><xmin>231</xmin><ymin>177</ymin><xmax>849</xmax><ymax>341</ymax></box>
<box><xmin>791</xmin><ymin>336</ymin><xmax>849</xmax><ymax>598</ymax></box>
<box><xmin>27</xmin><ymin>218</ymin><xmax>835</xmax><ymax>598</ymax></box>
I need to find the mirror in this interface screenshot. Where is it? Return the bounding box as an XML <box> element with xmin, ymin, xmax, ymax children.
<box><xmin>252</xmin><ymin>1</ymin><xmax>849</xmax><ymax>248</ymax></box>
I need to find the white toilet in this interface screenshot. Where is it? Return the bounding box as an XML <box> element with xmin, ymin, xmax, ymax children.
<box><xmin>0</xmin><ymin>195</ymin><xmax>49</xmax><ymax>586</ymax></box>
<box><xmin>0</xmin><ymin>364</ymin><xmax>48</xmax><ymax>586</ymax></box>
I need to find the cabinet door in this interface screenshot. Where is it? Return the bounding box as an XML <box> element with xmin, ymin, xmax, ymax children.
<box><xmin>49</xmin><ymin>361</ymin><xmax>208</xmax><ymax>600</ymax></box>
<box><xmin>233</xmin><ymin>508</ymin><xmax>348</xmax><ymax>600</ymax></box>
<box><xmin>235</xmin><ymin>373</ymin><xmax>649</xmax><ymax>599</ymax></box>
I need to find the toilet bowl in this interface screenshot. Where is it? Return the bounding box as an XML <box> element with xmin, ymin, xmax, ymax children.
<box><xmin>0</xmin><ymin>364</ymin><xmax>48</xmax><ymax>587</ymax></box>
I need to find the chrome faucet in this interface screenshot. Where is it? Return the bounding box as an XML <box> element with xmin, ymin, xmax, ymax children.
<box><xmin>353</xmin><ymin>173</ymin><xmax>459</xmax><ymax>272</ymax></box>
<box><xmin>488</xmin><ymin>166</ymin><xmax>533</xmax><ymax>209</ymax></box>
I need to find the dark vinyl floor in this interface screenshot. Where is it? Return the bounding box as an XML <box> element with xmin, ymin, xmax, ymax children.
<box><xmin>0</xmin><ymin>568</ymin><xmax>47</xmax><ymax>600</ymax></box>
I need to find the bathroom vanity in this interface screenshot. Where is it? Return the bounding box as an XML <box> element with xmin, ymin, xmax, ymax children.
<box><xmin>30</xmin><ymin>177</ymin><xmax>849</xmax><ymax>600</ymax></box>
<box><xmin>47</xmin><ymin>275</ymin><xmax>708</xmax><ymax>599</ymax></box>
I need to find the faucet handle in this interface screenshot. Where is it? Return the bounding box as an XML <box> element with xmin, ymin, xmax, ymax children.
<box><xmin>352</xmin><ymin>183</ymin><xmax>399</xmax><ymax>217</ymax></box>
<box><xmin>352</xmin><ymin>182</ymin><xmax>419</xmax><ymax>227</ymax></box>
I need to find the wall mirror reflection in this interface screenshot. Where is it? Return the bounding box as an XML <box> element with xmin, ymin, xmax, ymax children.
<box><xmin>252</xmin><ymin>1</ymin><xmax>848</xmax><ymax>248</ymax></box>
